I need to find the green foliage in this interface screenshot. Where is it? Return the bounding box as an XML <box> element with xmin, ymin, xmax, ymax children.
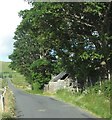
<box><xmin>2</xmin><ymin>112</ymin><xmax>12</xmax><ymax>120</ymax></box>
<box><xmin>31</xmin><ymin>59</ymin><xmax>51</xmax><ymax>81</ymax></box>
<box><xmin>88</xmin><ymin>80</ymin><xmax>111</xmax><ymax>98</ymax></box>
<box><xmin>32</xmin><ymin>82</ymin><xmax>41</xmax><ymax>90</ymax></box>
<box><xmin>31</xmin><ymin>59</ymin><xmax>49</xmax><ymax>68</ymax></box>
<box><xmin>31</xmin><ymin>72</ymin><xmax>50</xmax><ymax>89</ymax></box>
<box><xmin>8</xmin><ymin>74</ymin><xmax>12</xmax><ymax>78</ymax></box>
<box><xmin>9</xmin><ymin>2</ymin><xmax>112</xmax><ymax>91</ymax></box>
<box><xmin>30</xmin><ymin>82</ymin><xmax>43</xmax><ymax>94</ymax></box>
<box><xmin>0</xmin><ymin>72</ymin><xmax>3</xmax><ymax>78</ymax></box>
<box><xmin>26</xmin><ymin>88</ymin><xmax>43</xmax><ymax>94</ymax></box>
<box><xmin>55</xmin><ymin>83</ymin><xmax>110</xmax><ymax>118</ymax></box>
<box><xmin>11</xmin><ymin>72</ymin><xmax>29</xmax><ymax>89</ymax></box>
<box><xmin>2</xmin><ymin>88</ymin><xmax>16</xmax><ymax>119</ymax></box>
<box><xmin>101</xmin><ymin>80</ymin><xmax>111</xmax><ymax>98</ymax></box>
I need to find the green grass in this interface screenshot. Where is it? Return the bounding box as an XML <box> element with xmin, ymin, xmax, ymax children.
<box><xmin>11</xmin><ymin>72</ymin><xmax>29</xmax><ymax>88</ymax></box>
<box><xmin>55</xmin><ymin>80</ymin><xmax>111</xmax><ymax>118</ymax></box>
<box><xmin>11</xmin><ymin>72</ymin><xmax>44</xmax><ymax>95</ymax></box>
<box><xmin>3</xmin><ymin>60</ymin><xmax>110</xmax><ymax>118</ymax></box>
<box><xmin>10</xmin><ymin>69</ymin><xmax>111</xmax><ymax>118</ymax></box>
<box><xmin>2</xmin><ymin>87</ymin><xmax>16</xmax><ymax>119</ymax></box>
<box><xmin>2</xmin><ymin>112</ymin><xmax>12</xmax><ymax>120</ymax></box>
<box><xmin>0</xmin><ymin>61</ymin><xmax>12</xmax><ymax>79</ymax></box>
<box><xmin>0</xmin><ymin>61</ymin><xmax>12</xmax><ymax>73</ymax></box>
<box><xmin>1</xmin><ymin>79</ymin><xmax>16</xmax><ymax>119</ymax></box>
<box><xmin>0</xmin><ymin>61</ymin><xmax>29</xmax><ymax>89</ymax></box>
<box><xmin>25</xmin><ymin>89</ymin><xmax>43</xmax><ymax>94</ymax></box>
<box><xmin>0</xmin><ymin>79</ymin><xmax>3</xmax><ymax>114</ymax></box>
<box><xmin>2</xmin><ymin>79</ymin><xmax>8</xmax><ymax>88</ymax></box>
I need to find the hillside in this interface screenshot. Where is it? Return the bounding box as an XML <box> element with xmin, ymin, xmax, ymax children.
<box><xmin>0</xmin><ymin>61</ymin><xmax>12</xmax><ymax>78</ymax></box>
<box><xmin>0</xmin><ymin>61</ymin><xmax>12</xmax><ymax>73</ymax></box>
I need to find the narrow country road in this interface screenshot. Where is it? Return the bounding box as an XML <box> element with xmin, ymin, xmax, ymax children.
<box><xmin>8</xmin><ymin>79</ymin><xmax>96</xmax><ymax>118</ymax></box>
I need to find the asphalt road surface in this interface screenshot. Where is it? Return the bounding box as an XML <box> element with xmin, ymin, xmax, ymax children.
<box><xmin>8</xmin><ymin>79</ymin><xmax>97</xmax><ymax>118</ymax></box>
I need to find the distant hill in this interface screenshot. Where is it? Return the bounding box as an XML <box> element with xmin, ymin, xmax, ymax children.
<box><xmin>0</xmin><ymin>61</ymin><xmax>12</xmax><ymax>73</ymax></box>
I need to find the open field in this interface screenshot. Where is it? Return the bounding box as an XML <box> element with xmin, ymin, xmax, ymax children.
<box><xmin>11</xmin><ymin>72</ymin><xmax>30</xmax><ymax>90</ymax></box>
<box><xmin>0</xmin><ymin>61</ymin><xmax>29</xmax><ymax>90</ymax></box>
<box><xmin>0</xmin><ymin>61</ymin><xmax>12</xmax><ymax>73</ymax></box>
<box><xmin>0</xmin><ymin>61</ymin><xmax>12</xmax><ymax>79</ymax></box>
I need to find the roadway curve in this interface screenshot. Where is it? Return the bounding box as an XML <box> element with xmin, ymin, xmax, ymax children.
<box><xmin>8</xmin><ymin>79</ymin><xmax>97</xmax><ymax>118</ymax></box>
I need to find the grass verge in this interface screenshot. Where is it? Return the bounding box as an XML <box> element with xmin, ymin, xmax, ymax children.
<box><xmin>55</xmin><ymin>89</ymin><xmax>110</xmax><ymax>118</ymax></box>
<box><xmin>11</xmin><ymin>72</ymin><xmax>29</xmax><ymax>89</ymax></box>
<box><xmin>54</xmin><ymin>79</ymin><xmax>111</xmax><ymax>119</ymax></box>
<box><xmin>10</xmin><ymin>71</ymin><xmax>111</xmax><ymax>118</ymax></box>
<box><xmin>1</xmin><ymin>79</ymin><xmax>16</xmax><ymax>119</ymax></box>
<box><xmin>11</xmin><ymin>72</ymin><xmax>44</xmax><ymax>95</ymax></box>
<box><xmin>43</xmin><ymin>80</ymin><xmax>111</xmax><ymax>118</ymax></box>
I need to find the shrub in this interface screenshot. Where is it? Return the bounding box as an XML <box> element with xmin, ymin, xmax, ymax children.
<box><xmin>32</xmin><ymin>82</ymin><xmax>41</xmax><ymax>91</ymax></box>
<box><xmin>2</xmin><ymin>112</ymin><xmax>12</xmax><ymax>120</ymax></box>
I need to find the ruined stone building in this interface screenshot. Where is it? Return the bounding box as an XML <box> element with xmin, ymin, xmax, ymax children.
<box><xmin>44</xmin><ymin>72</ymin><xmax>80</xmax><ymax>93</ymax></box>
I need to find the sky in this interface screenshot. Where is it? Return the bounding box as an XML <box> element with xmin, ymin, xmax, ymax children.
<box><xmin>0</xmin><ymin>0</ymin><xmax>31</xmax><ymax>62</ymax></box>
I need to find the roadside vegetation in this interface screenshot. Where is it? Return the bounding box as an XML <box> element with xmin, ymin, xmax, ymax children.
<box><xmin>1</xmin><ymin>2</ymin><xmax>112</xmax><ymax>119</ymax></box>
<box><xmin>0</xmin><ymin>78</ymin><xmax>3</xmax><ymax>118</ymax></box>
<box><xmin>11</xmin><ymin>72</ymin><xmax>43</xmax><ymax>95</ymax></box>
<box><xmin>55</xmin><ymin>80</ymin><xmax>111</xmax><ymax>118</ymax></box>
<box><xmin>0</xmin><ymin>61</ymin><xmax>12</xmax><ymax>79</ymax></box>
<box><xmin>1</xmin><ymin>79</ymin><xmax>16</xmax><ymax>119</ymax></box>
<box><xmin>11</xmin><ymin>72</ymin><xmax>29</xmax><ymax>89</ymax></box>
<box><xmin>10</xmin><ymin>72</ymin><xmax>111</xmax><ymax>118</ymax></box>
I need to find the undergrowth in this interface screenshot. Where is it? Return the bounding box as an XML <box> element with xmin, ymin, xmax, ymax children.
<box><xmin>55</xmin><ymin>80</ymin><xmax>111</xmax><ymax>118</ymax></box>
<box><xmin>1</xmin><ymin>79</ymin><xmax>16</xmax><ymax>119</ymax></box>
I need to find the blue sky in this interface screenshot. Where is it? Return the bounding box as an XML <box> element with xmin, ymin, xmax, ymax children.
<box><xmin>0</xmin><ymin>0</ymin><xmax>30</xmax><ymax>62</ymax></box>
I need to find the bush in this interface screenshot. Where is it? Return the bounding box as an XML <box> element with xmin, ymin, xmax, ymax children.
<box><xmin>100</xmin><ymin>80</ymin><xmax>111</xmax><ymax>98</ymax></box>
<box><xmin>2</xmin><ymin>112</ymin><xmax>12</xmax><ymax>120</ymax></box>
<box><xmin>55</xmin><ymin>80</ymin><xmax>111</xmax><ymax>118</ymax></box>
<box><xmin>87</xmin><ymin>80</ymin><xmax>111</xmax><ymax>99</ymax></box>
<box><xmin>32</xmin><ymin>82</ymin><xmax>41</xmax><ymax>91</ymax></box>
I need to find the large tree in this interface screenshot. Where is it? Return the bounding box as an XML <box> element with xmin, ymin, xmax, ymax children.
<box><xmin>9</xmin><ymin>2</ymin><xmax>111</xmax><ymax>90</ymax></box>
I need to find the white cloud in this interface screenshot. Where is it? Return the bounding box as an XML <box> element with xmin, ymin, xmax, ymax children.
<box><xmin>0</xmin><ymin>36</ymin><xmax>14</xmax><ymax>62</ymax></box>
<box><xmin>0</xmin><ymin>0</ymin><xmax>31</xmax><ymax>62</ymax></box>
<box><xmin>0</xmin><ymin>36</ymin><xmax>13</xmax><ymax>55</ymax></box>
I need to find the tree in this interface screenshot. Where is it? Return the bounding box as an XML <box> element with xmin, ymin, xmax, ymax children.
<box><xmin>9</xmin><ymin>2</ymin><xmax>111</xmax><ymax>91</ymax></box>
